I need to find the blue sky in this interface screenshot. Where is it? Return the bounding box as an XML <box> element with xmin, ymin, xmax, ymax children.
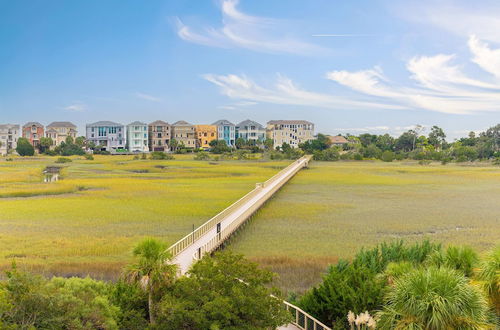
<box><xmin>1</xmin><ymin>0</ymin><xmax>499</xmax><ymax>139</ymax></box>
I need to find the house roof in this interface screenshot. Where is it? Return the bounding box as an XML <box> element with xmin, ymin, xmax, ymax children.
<box><xmin>267</xmin><ymin>120</ymin><xmax>314</xmax><ymax>125</ymax></box>
<box><xmin>212</xmin><ymin>119</ymin><xmax>235</xmax><ymax>126</ymax></box>
<box><xmin>328</xmin><ymin>135</ymin><xmax>349</xmax><ymax>144</ymax></box>
<box><xmin>87</xmin><ymin>121</ymin><xmax>123</xmax><ymax>127</ymax></box>
<box><xmin>47</xmin><ymin>121</ymin><xmax>77</xmax><ymax>128</ymax></box>
<box><xmin>236</xmin><ymin>119</ymin><xmax>263</xmax><ymax>129</ymax></box>
<box><xmin>172</xmin><ymin>120</ymin><xmax>192</xmax><ymax>126</ymax></box>
<box><xmin>23</xmin><ymin>122</ymin><xmax>44</xmax><ymax>128</ymax></box>
<box><xmin>128</xmin><ymin>121</ymin><xmax>147</xmax><ymax>126</ymax></box>
<box><xmin>149</xmin><ymin>120</ymin><xmax>170</xmax><ymax>126</ymax></box>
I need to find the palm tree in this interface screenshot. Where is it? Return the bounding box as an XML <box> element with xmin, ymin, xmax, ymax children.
<box><xmin>477</xmin><ymin>245</ymin><xmax>500</xmax><ymax>314</ymax></box>
<box><xmin>124</xmin><ymin>238</ymin><xmax>177</xmax><ymax>325</ymax></box>
<box><xmin>377</xmin><ymin>266</ymin><xmax>492</xmax><ymax>329</ymax></box>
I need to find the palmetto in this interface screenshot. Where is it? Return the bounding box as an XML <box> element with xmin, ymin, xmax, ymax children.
<box><xmin>377</xmin><ymin>266</ymin><xmax>492</xmax><ymax>329</ymax></box>
<box><xmin>124</xmin><ymin>238</ymin><xmax>177</xmax><ymax>325</ymax></box>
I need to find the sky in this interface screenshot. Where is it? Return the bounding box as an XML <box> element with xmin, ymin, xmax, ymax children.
<box><xmin>1</xmin><ymin>0</ymin><xmax>499</xmax><ymax>140</ymax></box>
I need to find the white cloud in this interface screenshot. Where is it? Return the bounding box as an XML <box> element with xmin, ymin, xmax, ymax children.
<box><xmin>135</xmin><ymin>92</ymin><xmax>162</xmax><ymax>102</ymax></box>
<box><xmin>326</xmin><ymin>36</ymin><xmax>500</xmax><ymax>115</ymax></box>
<box><xmin>63</xmin><ymin>103</ymin><xmax>85</xmax><ymax>112</ymax></box>
<box><xmin>403</xmin><ymin>2</ymin><xmax>500</xmax><ymax>43</ymax></box>
<box><xmin>175</xmin><ymin>0</ymin><xmax>328</xmax><ymax>56</ymax></box>
<box><xmin>204</xmin><ymin>73</ymin><xmax>403</xmax><ymax>111</ymax></box>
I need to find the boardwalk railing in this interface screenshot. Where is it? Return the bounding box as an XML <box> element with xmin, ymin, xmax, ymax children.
<box><xmin>284</xmin><ymin>301</ymin><xmax>331</xmax><ymax>330</ymax></box>
<box><xmin>167</xmin><ymin>156</ymin><xmax>311</xmax><ymax>258</ymax></box>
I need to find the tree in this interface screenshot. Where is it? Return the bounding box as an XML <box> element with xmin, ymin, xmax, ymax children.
<box><xmin>169</xmin><ymin>138</ymin><xmax>178</xmax><ymax>152</ymax></box>
<box><xmin>428</xmin><ymin>125</ymin><xmax>446</xmax><ymax>150</ymax></box>
<box><xmin>124</xmin><ymin>239</ymin><xmax>177</xmax><ymax>325</ymax></box>
<box><xmin>426</xmin><ymin>245</ymin><xmax>479</xmax><ymax>277</ymax></box>
<box><xmin>375</xmin><ymin>134</ymin><xmax>395</xmax><ymax>151</ymax></box>
<box><xmin>377</xmin><ymin>267</ymin><xmax>492</xmax><ymax>329</ymax></box>
<box><xmin>299</xmin><ymin>134</ymin><xmax>330</xmax><ymax>153</ymax></box>
<box><xmin>38</xmin><ymin>137</ymin><xmax>53</xmax><ymax>154</ymax></box>
<box><xmin>263</xmin><ymin>138</ymin><xmax>274</xmax><ymax>150</ymax></box>
<box><xmin>156</xmin><ymin>252</ymin><xmax>291</xmax><ymax>329</ymax></box>
<box><xmin>235</xmin><ymin>137</ymin><xmax>246</xmax><ymax>149</ymax></box>
<box><xmin>75</xmin><ymin>136</ymin><xmax>86</xmax><ymax>148</ymax></box>
<box><xmin>209</xmin><ymin>140</ymin><xmax>231</xmax><ymax>154</ymax></box>
<box><xmin>65</xmin><ymin>136</ymin><xmax>74</xmax><ymax>145</ymax></box>
<box><xmin>16</xmin><ymin>137</ymin><xmax>34</xmax><ymax>156</ymax></box>
<box><xmin>395</xmin><ymin>131</ymin><xmax>417</xmax><ymax>152</ymax></box>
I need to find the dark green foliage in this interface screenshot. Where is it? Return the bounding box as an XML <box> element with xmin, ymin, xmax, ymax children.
<box><xmin>156</xmin><ymin>252</ymin><xmax>291</xmax><ymax>330</ymax></box>
<box><xmin>16</xmin><ymin>137</ymin><xmax>34</xmax><ymax>156</ymax></box>
<box><xmin>380</xmin><ymin>150</ymin><xmax>395</xmax><ymax>162</ymax></box>
<box><xmin>298</xmin><ymin>240</ymin><xmax>442</xmax><ymax>326</ymax></box>
<box><xmin>352</xmin><ymin>240</ymin><xmax>441</xmax><ymax>273</ymax></box>
<box><xmin>298</xmin><ymin>264</ymin><xmax>385</xmax><ymax>327</ymax></box>
<box><xmin>110</xmin><ymin>280</ymin><xmax>149</xmax><ymax>329</ymax></box>
<box><xmin>300</xmin><ymin>134</ymin><xmax>331</xmax><ymax>153</ymax></box>
<box><xmin>427</xmin><ymin>245</ymin><xmax>479</xmax><ymax>277</ymax></box>
<box><xmin>209</xmin><ymin>139</ymin><xmax>232</xmax><ymax>154</ymax></box>
<box><xmin>84</xmin><ymin>154</ymin><xmax>94</xmax><ymax>160</ymax></box>
<box><xmin>313</xmin><ymin>148</ymin><xmax>340</xmax><ymax>161</ymax></box>
<box><xmin>377</xmin><ymin>267</ymin><xmax>492</xmax><ymax>329</ymax></box>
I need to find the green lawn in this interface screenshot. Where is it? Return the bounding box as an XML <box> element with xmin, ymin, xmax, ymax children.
<box><xmin>0</xmin><ymin>155</ymin><xmax>288</xmax><ymax>279</ymax></box>
<box><xmin>228</xmin><ymin>161</ymin><xmax>500</xmax><ymax>294</ymax></box>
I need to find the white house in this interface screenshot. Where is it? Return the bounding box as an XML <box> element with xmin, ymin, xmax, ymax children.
<box><xmin>126</xmin><ymin>121</ymin><xmax>149</xmax><ymax>152</ymax></box>
<box><xmin>86</xmin><ymin>121</ymin><xmax>126</xmax><ymax>152</ymax></box>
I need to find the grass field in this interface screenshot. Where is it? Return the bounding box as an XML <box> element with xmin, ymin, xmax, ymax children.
<box><xmin>228</xmin><ymin>161</ymin><xmax>500</xmax><ymax>294</ymax></box>
<box><xmin>0</xmin><ymin>155</ymin><xmax>288</xmax><ymax>279</ymax></box>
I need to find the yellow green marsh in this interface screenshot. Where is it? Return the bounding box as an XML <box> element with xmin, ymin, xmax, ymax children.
<box><xmin>0</xmin><ymin>155</ymin><xmax>288</xmax><ymax>278</ymax></box>
<box><xmin>228</xmin><ymin>161</ymin><xmax>500</xmax><ymax>293</ymax></box>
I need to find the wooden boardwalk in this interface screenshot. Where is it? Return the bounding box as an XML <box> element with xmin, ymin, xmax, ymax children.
<box><xmin>167</xmin><ymin>156</ymin><xmax>331</xmax><ymax>330</ymax></box>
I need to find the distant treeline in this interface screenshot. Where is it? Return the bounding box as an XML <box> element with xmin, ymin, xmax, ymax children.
<box><xmin>300</xmin><ymin>124</ymin><xmax>500</xmax><ymax>163</ymax></box>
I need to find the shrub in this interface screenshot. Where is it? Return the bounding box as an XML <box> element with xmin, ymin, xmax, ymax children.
<box><xmin>55</xmin><ymin>157</ymin><xmax>72</xmax><ymax>163</ymax></box>
<box><xmin>377</xmin><ymin>267</ymin><xmax>492</xmax><ymax>329</ymax></box>
<box><xmin>16</xmin><ymin>138</ymin><xmax>34</xmax><ymax>156</ymax></box>
<box><xmin>84</xmin><ymin>154</ymin><xmax>94</xmax><ymax>160</ymax></box>
<box><xmin>380</xmin><ymin>150</ymin><xmax>395</xmax><ymax>162</ymax></box>
<box><xmin>476</xmin><ymin>245</ymin><xmax>500</xmax><ymax>314</ymax></box>
<box><xmin>150</xmin><ymin>152</ymin><xmax>174</xmax><ymax>160</ymax></box>
<box><xmin>353</xmin><ymin>153</ymin><xmax>363</xmax><ymax>161</ymax></box>
<box><xmin>194</xmin><ymin>152</ymin><xmax>210</xmax><ymax>161</ymax></box>
<box><xmin>298</xmin><ymin>263</ymin><xmax>385</xmax><ymax>327</ymax></box>
<box><xmin>427</xmin><ymin>245</ymin><xmax>479</xmax><ymax>277</ymax></box>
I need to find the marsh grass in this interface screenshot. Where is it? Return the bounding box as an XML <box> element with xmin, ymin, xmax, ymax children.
<box><xmin>0</xmin><ymin>155</ymin><xmax>288</xmax><ymax>278</ymax></box>
<box><xmin>229</xmin><ymin>161</ymin><xmax>500</xmax><ymax>293</ymax></box>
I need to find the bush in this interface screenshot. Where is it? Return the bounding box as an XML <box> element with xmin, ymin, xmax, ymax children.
<box><xmin>150</xmin><ymin>152</ymin><xmax>174</xmax><ymax>160</ymax></box>
<box><xmin>313</xmin><ymin>148</ymin><xmax>340</xmax><ymax>161</ymax></box>
<box><xmin>380</xmin><ymin>150</ymin><xmax>395</xmax><ymax>162</ymax></box>
<box><xmin>353</xmin><ymin>153</ymin><xmax>363</xmax><ymax>160</ymax></box>
<box><xmin>16</xmin><ymin>137</ymin><xmax>34</xmax><ymax>156</ymax></box>
<box><xmin>55</xmin><ymin>157</ymin><xmax>72</xmax><ymax>163</ymax></box>
<box><xmin>193</xmin><ymin>151</ymin><xmax>210</xmax><ymax>161</ymax></box>
<box><xmin>84</xmin><ymin>154</ymin><xmax>94</xmax><ymax>160</ymax></box>
<box><xmin>377</xmin><ymin>267</ymin><xmax>492</xmax><ymax>329</ymax></box>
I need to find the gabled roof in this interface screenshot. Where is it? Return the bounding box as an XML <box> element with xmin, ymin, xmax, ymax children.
<box><xmin>47</xmin><ymin>121</ymin><xmax>77</xmax><ymax>128</ymax></box>
<box><xmin>267</xmin><ymin>120</ymin><xmax>314</xmax><ymax>125</ymax></box>
<box><xmin>128</xmin><ymin>121</ymin><xmax>147</xmax><ymax>126</ymax></box>
<box><xmin>46</xmin><ymin>128</ymin><xmax>57</xmax><ymax>133</ymax></box>
<box><xmin>212</xmin><ymin>119</ymin><xmax>235</xmax><ymax>126</ymax></box>
<box><xmin>87</xmin><ymin>121</ymin><xmax>123</xmax><ymax>127</ymax></box>
<box><xmin>236</xmin><ymin>119</ymin><xmax>263</xmax><ymax>129</ymax></box>
<box><xmin>149</xmin><ymin>120</ymin><xmax>170</xmax><ymax>126</ymax></box>
<box><xmin>172</xmin><ymin>120</ymin><xmax>192</xmax><ymax>126</ymax></box>
<box><xmin>23</xmin><ymin>122</ymin><xmax>44</xmax><ymax>128</ymax></box>
<box><xmin>328</xmin><ymin>135</ymin><xmax>349</xmax><ymax>144</ymax></box>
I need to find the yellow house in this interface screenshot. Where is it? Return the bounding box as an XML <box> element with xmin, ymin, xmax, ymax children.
<box><xmin>46</xmin><ymin>121</ymin><xmax>77</xmax><ymax>146</ymax></box>
<box><xmin>194</xmin><ymin>125</ymin><xmax>217</xmax><ymax>149</ymax></box>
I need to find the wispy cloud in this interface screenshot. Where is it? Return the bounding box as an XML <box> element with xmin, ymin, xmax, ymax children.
<box><xmin>402</xmin><ymin>1</ymin><xmax>500</xmax><ymax>43</ymax></box>
<box><xmin>204</xmin><ymin>73</ymin><xmax>403</xmax><ymax>111</ymax></box>
<box><xmin>63</xmin><ymin>103</ymin><xmax>85</xmax><ymax>112</ymax></box>
<box><xmin>176</xmin><ymin>0</ymin><xmax>328</xmax><ymax>56</ymax></box>
<box><xmin>326</xmin><ymin>36</ymin><xmax>500</xmax><ymax>115</ymax></box>
<box><xmin>135</xmin><ymin>92</ymin><xmax>162</xmax><ymax>102</ymax></box>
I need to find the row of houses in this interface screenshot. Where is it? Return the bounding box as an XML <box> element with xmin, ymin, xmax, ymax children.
<box><xmin>0</xmin><ymin>122</ymin><xmax>78</xmax><ymax>155</ymax></box>
<box><xmin>1</xmin><ymin>119</ymin><xmax>315</xmax><ymax>155</ymax></box>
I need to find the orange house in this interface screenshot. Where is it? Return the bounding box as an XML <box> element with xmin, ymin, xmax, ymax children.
<box><xmin>194</xmin><ymin>125</ymin><xmax>217</xmax><ymax>149</ymax></box>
